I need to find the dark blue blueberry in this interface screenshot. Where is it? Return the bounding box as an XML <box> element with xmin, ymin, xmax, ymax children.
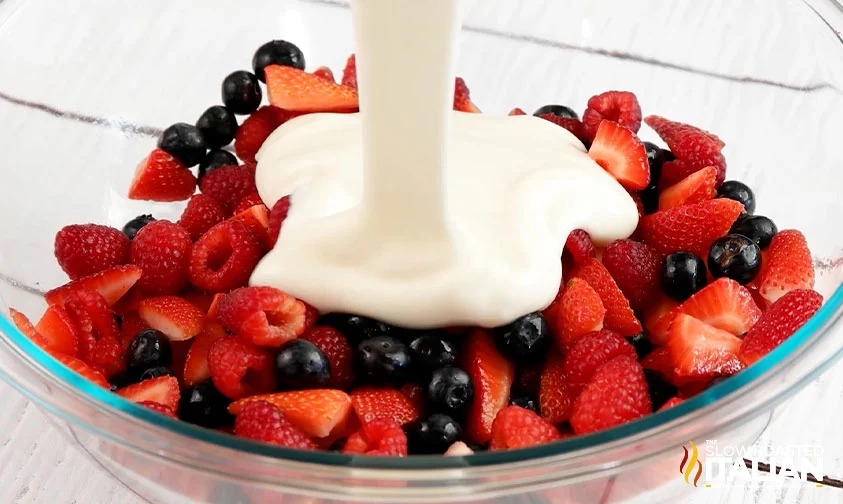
<box><xmin>409</xmin><ymin>333</ymin><xmax>457</xmax><ymax>374</ymax></box>
<box><xmin>644</xmin><ymin>369</ymin><xmax>678</xmax><ymax>411</ymax></box>
<box><xmin>222</xmin><ymin>71</ymin><xmax>262</xmax><ymax>115</ymax></box>
<box><xmin>320</xmin><ymin>313</ymin><xmax>394</xmax><ymax>343</ymax></box>
<box><xmin>717</xmin><ymin>180</ymin><xmax>755</xmax><ymax>214</ymax></box>
<box><xmin>198</xmin><ymin>149</ymin><xmax>239</xmax><ymax>181</ymax></box>
<box><xmin>510</xmin><ymin>394</ymin><xmax>538</xmax><ymax>414</ymax></box>
<box><xmin>196</xmin><ymin>105</ymin><xmax>238</xmax><ymax>150</ymax></box>
<box><xmin>661</xmin><ymin>252</ymin><xmax>707</xmax><ymax>301</ymax></box>
<box><xmin>126</xmin><ymin>329</ymin><xmax>172</xmax><ymax>378</ymax></box>
<box><xmin>629</xmin><ymin>333</ymin><xmax>653</xmax><ymax>360</ymax></box>
<box><xmin>274</xmin><ymin>340</ymin><xmax>331</xmax><ymax>389</ymax></box>
<box><xmin>158</xmin><ymin>123</ymin><xmax>207</xmax><ymax>167</ymax></box>
<box><xmin>427</xmin><ymin>366</ymin><xmax>474</xmax><ymax>414</ymax></box>
<box><xmin>730</xmin><ymin>214</ymin><xmax>778</xmax><ymax>249</ymax></box>
<box><xmin>640</xmin><ymin>142</ymin><xmax>668</xmax><ymax>214</ymax></box>
<box><xmin>708</xmin><ymin>234</ymin><xmax>761</xmax><ymax>285</ymax></box>
<box><xmin>405</xmin><ymin>414</ymin><xmax>463</xmax><ymax>454</ymax></box>
<box><xmin>356</xmin><ymin>336</ymin><xmax>413</xmax><ymax>385</ymax></box>
<box><xmin>179</xmin><ymin>380</ymin><xmax>233</xmax><ymax>428</ymax></box>
<box><xmin>122</xmin><ymin>215</ymin><xmax>155</xmax><ymax>240</ymax></box>
<box><xmin>492</xmin><ymin>312</ymin><xmax>550</xmax><ymax>365</ymax></box>
<box><xmin>252</xmin><ymin>40</ymin><xmax>306</xmax><ymax>82</ymax></box>
<box><xmin>533</xmin><ymin>104</ymin><xmax>579</xmax><ymax>120</ymax></box>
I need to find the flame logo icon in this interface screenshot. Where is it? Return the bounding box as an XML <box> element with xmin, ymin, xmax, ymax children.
<box><xmin>679</xmin><ymin>441</ymin><xmax>703</xmax><ymax>487</ymax></box>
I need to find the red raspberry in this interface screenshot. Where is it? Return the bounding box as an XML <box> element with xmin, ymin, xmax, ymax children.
<box><xmin>130</xmin><ymin>221</ymin><xmax>193</xmax><ymax>295</ymax></box>
<box><xmin>217</xmin><ymin>287</ymin><xmax>306</xmax><ymax>347</ymax></box>
<box><xmin>234</xmin><ymin>106</ymin><xmax>296</xmax><ymax>164</ymax></box>
<box><xmin>490</xmin><ymin>405</ymin><xmax>561</xmax><ymax>451</ymax></box>
<box><xmin>644</xmin><ymin>115</ymin><xmax>726</xmax><ymax>188</ymax></box>
<box><xmin>268</xmin><ymin>196</ymin><xmax>291</xmax><ymax>247</ymax></box>
<box><xmin>563</xmin><ymin>330</ymin><xmax>637</xmax><ymax>392</ymax></box>
<box><xmin>453</xmin><ymin>77</ymin><xmax>480</xmax><ymax>113</ymax></box>
<box><xmin>302</xmin><ymin>326</ymin><xmax>355</xmax><ymax>389</ymax></box>
<box><xmin>601</xmin><ymin>239</ymin><xmax>661</xmax><ymax>311</ymax></box>
<box><xmin>539</xmin><ymin>351</ymin><xmax>576</xmax><ymax>424</ymax></box>
<box><xmin>581</xmin><ymin>91</ymin><xmax>642</xmax><ymax>143</ymax></box>
<box><xmin>199</xmin><ymin>164</ymin><xmax>258</xmax><ymax>213</ymax></box>
<box><xmin>563</xmin><ymin>229</ymin><xmax>596</xmax><ymax>269</ymax></box>
<box><xmin>178</xmin><ymin>194</ymin><xmax>227</xmax><ymax>241</ymax></box>
<box><xmin>138</xmin><ymin>401</ymin><xmax>177</xmax><ymax>418</ymax></box>
<box><xmin>234</xmin><ymin>192</ymin><xmax>265</xmax><ymax>215</ymax></box>
<box><xmin>54</xmin><ymin>224</ymin><xmax>130</xmax><ymax>280</ymax></box>
<box><xmin>342</xmin><ymin>419</ymin><xmax>407</xmax><ymax>456</ymax></box>
<box><xmin>65</xmin><ymin>289</ymin><xmax>124</xmax><ymax>377</ymax></box>
<box><xmin>341</xmin><ymin>54</ymin><xmax>357</xmax><ymax>89</ymax></box>
<box><xmin>571</xmin><ymin>355</ymin><xmax>652</xmax><ymax>435</ymax></box>
<box><xmin>188</xmin><ymin>221</ymin><xmax>263</xmax><ymax>292</ymax></box>
<box><xmin>538</xmin><ymin>114</ymin><xmax>586</xmax><ymax>143</ymax></box>
<box><xmin>208</xmin><ymin>336</ymin><xmax>275</xmax><ymax>399</ymax></box>
<box><xmin>234</xmin><ymin>400</ymin><xmax>317</xmax><ymax>450</ymax></box>
<box><xmin>302</xmin><ymin>302</ymin><xmax>319</xmax><ymax>333</ymax></box>
<box><xmin>312</xmin><ymin>66</ymin><xmax>336</xmax><ymax>82</ymax></box>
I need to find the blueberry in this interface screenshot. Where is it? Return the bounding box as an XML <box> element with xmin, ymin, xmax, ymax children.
<box><xmin>320</xmin><ymin>313</ymin><xmax>394</xmax><ymax>343</ymax></box>
<box><xmin>274</xmin><ymin>339</ymin><xmax>331</xmax><ymax>389</ymax></box>
<box><xmin>252</xmin><ymin>40</ymin><xmax>306</xmax><ymax>82</ymax></box>
<box><xmin>640</xmin><ymin>142</ymin><xmax>666</xmax><ymax>214</ymax></box>
<box><xmin>409</xmin><ymin>333</ymin><xmax>457</xmax><ymax>374</ymax></box>
<box><xmin>661</xmin><ymin>252</ymin><xmax>707</xmax><ymax>301</ymax></box>
<box><xmin>138</xmin><ymin>366</ymin><xmax>172</xmax><ymax>381</ymax></box>
<box><xmin>356</xmin><ymin>336</ymin><xmax>413</xmax><ymax>385</ymax></box>
<box><xmin>405</xmin><ymin>414</ymin><xmax>463</xmax><ymax>454</ymax></box>
<box><xmin>222</xmin><ymin>71</ymin><xmax>262</xmax><ymax>115</ymax></box>
<box><xmin>644</xmin><ymin>369</ymin><xmax>678</xmax><ymax>411</ymax></box>
<box><xmin>427</xmin><ymin>366</ymin><xmax>474</xmax><ymax>414</ymax></box>
<box><xmin>730</xmin><ymin>214</ymin><xmax>778</xmax><ymax>249</ymax></box>
<box><xmin>492</xmin><ymin>312</ymin><xmax>550</xmax><ymax>365</ymax></box>
<box><xmin>158</xmin><ymin>123</ymin><xmax>207</xmax><ymax>168</ymax></box>
<box><xmin>122</xmin><ymin>215</ymin><xmax>155</xmax><ymax>240</ymax></box>
<box><xmin>179</xmin><ymin>380</ymin><xmax>233</xmax><ymax>428</ymax></box>
<box><xmin>198</xmin><ymin>149</ymin><xmax>238</xmax><ymax>181</ymax></box>
<box><xmin>196</xmin><ymin>105</ymin><xmax>238</xmax><ymax>150</ymax></box>
<box><xmin>717</xmin><ymin>180</ymin><xmax>755</xmax><ymax>214</ymax></box>
<box><xmin>510</xmin><ymin>394</ymin><xmax>538</xmax><ymax>414</ymax></box>
<box><xmin>629</xmin><ymin>333</ymin><xmax>653</xmax><ymax>360</ymax></box>
<box><xmin>126</xmin><ymin>329</ymin><xmax>172</xmax><ymax>378</ymax></box>
<box><xmin>708</xmin><ymin>234</ymin><xmax>761</xmax><ymax>285</ymax></box>
<box><xmin>533</xmin><ymin>105</ymin><xmax>579</xmax><ymax>120</ymax></box>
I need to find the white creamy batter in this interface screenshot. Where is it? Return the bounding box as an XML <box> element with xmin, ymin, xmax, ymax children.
<box><xmin>250</xmin><ymin>0</ymin><xmax>639</xmax><ymax>328</ymax></box>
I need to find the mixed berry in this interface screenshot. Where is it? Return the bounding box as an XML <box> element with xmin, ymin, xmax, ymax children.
<box><xmin>9</xmin><ymin>39</ymin><xmax>823</xmax><ymax>457</ymax></box>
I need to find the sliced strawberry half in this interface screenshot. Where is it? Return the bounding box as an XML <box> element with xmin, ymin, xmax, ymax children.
<box><xmin>462</xmin><ymin>329</ymin><xmax>515</xmax><ymax>445</ymax></box>
<box><xmin>229</xmin><ymin>389</ymin><xmax>352</xmax><ymax>439</ymax></box>
<box><xmin>552</xmin><ymin>278</ymin><xmax>606</xmax><ymax>350</ymax></box>
<box><xmin>643</xmin><ymin>293</ymin><xmax>681</xmax><ymax>345</ymax></box>
<box><xmin>641</xmin><ymin>347</ymin><xmax>700</xmax><ymax>388</ymax></box>
<box><xmin>350</xmin><ymin>387</ymin><xmax>420</xmax><ymax>427</ymax></box>
<box><xmin>677</xmin><ymin>278</ymin><xmax>761</xmax><ymax>335</ymax></box>
<box><xmin>454</xmin><ymin>77</ymin><xmax>481</xmax><ymax>113</ymax></box>
<box><xmin>45</xmin><ymin>265</ymin><xmax>142</xmax><ymax>308</ymax></box>
<box><xmin>138</xmin><ymin>296</ymin><xmax>204</xmax><ymax>342</ymax></box>
<box><xmin>666</xmin><ymin>314</ymin><xmax>744</xmax><ymax>379</ymax></box>
<box><xmin>35</xmin><ymin>306</ymin><xmax>79</xmax><ymax>357</ymax></box>
<box><xmin>658</xmin><ymin>166</ymin><xmax>717</xmax><ymax>210</ymax></box>
<box><xmin>10</xmin><ymin>308</ymin><xmax>53</xmax><ymax>354</ymax></box>
<box><xmin>230</xmin><ymin>204</ymin><xmax>272</xmax><ymax>248</ymax></box>
<box><xmin>570</xmin><ymin>258</ymin><xmax>642</xmax><ymax>337</ymax></box>
<box><xmin>183</xmin><ymin>321</ymin><xmax>228</xmax><ymax>386</ymax></box>
<box><xmin>128</xmin><ymin>149</ymin><xmax>196</xmax><ymax>202</ymax></box>
<box><xmin>54</xmin><ymin>354</ymin><xmax>110</xmax><ymax>388</ymax></box>
<box><xmin>265</xmin><ymin>65</ymin><xmax>359</xmax><ymax>112</ymax></box>
<box><xmin>587</xmin><ymin>120</ymin><xmax>650</xmax><ymax>191</ymax></box>
<box><xmin>740</xmin><ymin>289</ymin><xmax>823</xmax><ymax>366</ymax></box>
<box><xmin>639</xmin><ymin>198</ymin><xmax>745</xmax><ymax>257</ymax></box>
<box><xmin>754</xmin><ymin>230</ymin><xmax>815</xmax><ymax>304</ymax></box>
<box><xmin>116</xmin><ymin>375</ymin><xmax>180</xmax><ymax>411</ymax></box>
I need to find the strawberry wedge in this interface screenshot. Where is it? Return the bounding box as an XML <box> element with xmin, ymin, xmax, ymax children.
<box><xmin>667</xmin><ymin>314</ymin><xmax>744</xmax><ymax>379</ymax></box>
<box><xmin>265</xmin><ymin>65</ymin><xmax>359</xmax><ymax>112</ymax></box>
<box><xmin>45</xmin><ymin>265</ymin><xmax>142</xmax><ymax>307</ymax></box>
<box><xmin>588</xmin><ymin>120</ymin><xmax>650</xmax><ymax>191</ymax></box>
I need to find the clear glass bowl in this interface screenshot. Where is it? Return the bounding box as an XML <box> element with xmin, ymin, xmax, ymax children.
<box><xmin>2</xmin><ymin>0</ymin><xmax>843</xmax><ymax>502</ymax></box>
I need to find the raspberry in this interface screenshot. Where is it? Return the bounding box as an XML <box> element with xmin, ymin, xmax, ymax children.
<box><xmin>188</xmin><ymin>220</ymin><xmax>263</xmax><ymax>292</ymax></box>
<box><xmin>199</xmin><ymin>164</ymin><xmax>258</xmax><ymax>213</ymax></box>
<box><xmin>302</xmin><ymin>326</ymin><xmax>355</xmax><ymax>389</ymax></box>
<box><xmin>571</xmin><ymin>355</ymin><xmax>652</xmax><ymax>435</ymax></box>
<box><xmin>341</xmin><ymin>54</ymin><xmax>357</xmax><ymax>89</ymax></box>
<box><xmin>302</xmin><ymin>302</ymin><xmax>319</xmax><ymax>333</ymax></box>
<box><xmin>130</xmin><ymin>220</ymin><xmax>193</xmax><ymax>295</ymax></box>
<box><xmin>64</xmin><ymin>290</ymin><xmax>123</xmax><ymax>377</ymax></box>
<box><xmin>489</xmin><ymin>406</ymin><xmax>561</xmax><ymax>451</ymax></box>
<box><xmin>138</xmin><ymin>401</ymin><xmax>177</xmax><ymax>418</ymax></box>
<box><xmin>453</xmin><ymin>77</ymin><xmax>480</xmax><ymax>113</ymax></box>
<box><xmin>601</xmin><ymin>239</ymin><xmax>661</xmax><ymax>311</ymax></box>
<box><xmin>563</xmin><ymin>330</ymin><xmax>637</xmax><ymax>392</ymax></box>
<box><xmin>581</xmin><ymin>91</ymin><xmax>642</xmax><ymax>142</ymax></box>
<box><xmin>268</xmin><ymin>196</ymin><xmax>291</xmax><ymax>247</ymax></box>
<box><xmin>217</xmin><ymin>287</ymin><xmax>306</xmax><ymax>347</ymax></box>
<box><xmin>644</xmin><ymin>115</ymin><xmax>727</xmax><ymax>188</ymax></box>
<box><xmin>538</xmin><ymin>114</ymin><xmax>585</xmax><ymax>143</ymax></box>
<box><xmin>54</xmin><ymin>224</ymin><xmax>130</xmax><ymax>280</ymax></box>
<box><xmin>178</xmin><ymin>194</ymin><xmax>227</xmax><ymax>241</ymax></box>
<box><xmin>312</xmin><ymin>66</ymin><xmax>335</xmax><ymax>82</ymax></box>
<box><xmin>563</xmin><ymin>229</ymin><xmax>596</xmax><ymax>268</ymax></box>
<box><xmin>234</xmin><ymin>106</ymin><xmax>296</xmax><ymax>164</ymax></box>
<box><xmin>234</xmin><ymin>400</ymin><xmax>317</xmax><ymax>450</ymax></box>
<box><xmin>539</xmin><ymin>352</ymin><xmax>576</xmax><ymax>424</ymax></box>
<box><xmin>234</xmin><ymin>192</ymin><xmax>265</xmax><ymax>215</ymax></box>
<box><xmin>342</xmin><ymin>419</ymin><xmax>407</xmax><ymax>456</ymax></box>
<box><xmin>208</xmin><ymin>336</ymin><xmax>275</xmax><ymax>399</ymax></box>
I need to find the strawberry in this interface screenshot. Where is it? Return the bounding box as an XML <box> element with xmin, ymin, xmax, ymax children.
<box><xmin>178</xmin><ymin>194</ymin><xmax>227</xmax><ymax>241</ymax></box>
<box><xmin>118</xmin><ymin>312</ymin><xmax>150</xmax><ymax>352</ymax></box>
<box><xmin>740</xmin><ymin>289</ymin><xmax>823</xmax><ymax>366</ymax></box>
<box><xmin>343</xmin><ymin>419</ymin><xmax>408</xmax><ymax>456</ymax></box>
<box><xmin>641</xmin><ymin>347</ymin><xmax>701</xmax><ymax>388</ymax></box>
<box><xmin>658</xmin><ymin>397</ymin><xmax>684</xmax><ymax>411</ymax></box>
<box><xmin>189</xmin><ymin>220</ymin><xmax>263</xmax><ymax>292</ymax></box>
<box><xmin>131</xmin><ymin>220</ymin><xmax>193</xmax><ymax>295</ymax></box>
<box><xmin>754</xmin><ymin>230</ymin><xmax>815</xmax><ymax>304</ymax></box>
<box><xmin>207</xmin><ymin>293</ymin><xmax>225</xmax><ymax>321</ymax></box>
<box><xmin>54</xmin><ymin>354</ymin><xmax>109</xmax><ymax>388</ymax></box>
<box><xmin>265</xmin><ymin>65</ymin><xmax>359</xmax><ymax>112</ymax></box>
<box><xmin>199</xmin><ymin>164</ymin><xmax>258</xmax><ymax>213</ymax></box>
<box><xmin>64</xmin><ymin>290</ymin><xmax>123</xmax><ymax>377</ymax></box>
<box><xmin>639</xmin><ymin>199</ymin><xmax>744</xmax><ymax>258</ymax></box>
<box><xmin>509</xmin><ymin>107</ymin><xmax>527</xmax><ymax>116</ymax></box>
<box><xmin>45</xmin><ymin>265</ymin><xmax>142</xmax><ymax>308</ymax></box>
<box><xmin>644</xmin><ymin>115</ymin><xmax>726</xmax><ymax>188</ymax></box>
<box><xmin>217</xmin><ymin>287</ymin><xmax>306</xmax><ymax>347</ymax></box>
<box><xmin>571</xmin><ymin>355</ymin><xmax>652</xmax><ymax>435</ymax></box>
<box><xmin>350</xmin><ymin>387</ymin><xmax>420</xmax><ymax>427</ymax></box>
<box><xmin>229</xmin><ymin>389</ymin><xmax>352</xmax><ymax>439</ymax></box>
<box><xmin>116</xmin><ymin>375</ymin><xmax>180</xmax><ymax>411</ymax></box>
<box><xmin>301</xmin><ymin>326</ymin><xmax>355</xmax><ymax>389</ymax></box>
<box><xmin>181</xmin><ymin>289</ymin><xmax>216</xmax><ymax>314</ymax></box>
<box><xmin>582</xmin><ymin>91</ymin><xmax>642</xmax><ymax>142</ymax></box>
<box><xmin>677</xmin><ymin>278</ymin><xmax>761</xmax><ymax>335</ymax></box>
<box><xmin>541</xmin><ymin>282</ymin><xmax>565</xmax><ymax>329</ymax></box>
<box><xmin>208</xmin><ymin>336</ymin><xmax>275</xmax><ymax>399</ymax></box>
<box><xmin>341</xmin><ymin>54</ymin><xmax>357</xmax><ymax>89</ymax></box>
<box><xmin>537</xmin><ymin>114</ymin><xmax>585</xmax><ymax>143</ymax></box>
<box><xmin>453</xmin><ymin>77</ymin><xmax>481</xmax><ymax>113</ymax></box>
<box><xmin>643</xmin><ymin>293</ymin><xmax>681</xmax><ymax>345</ymax></box>
<box><xmin>587</xmin><ymin>120</ymin><xmax>650</xmax><ymax>191</ymax></box>
<box><xmin>234</xmin><ymin>106</ymin><xmax>297</xmax><ymax>164</ymax></box>
<box><xmin>658</xmin><ymin>166</ymin><xmax>717</xmax><ymax>210</ymax></box>
<box><xmin>234</xmin><ymin>192</ymin><xmax>265</xmax><ymax>215</ymax></box>
<box><xmin>489</xmin><ymin>406</ymin><xmax>560</xmax><ymax>451</ymax></box>
<box><xmin>267</xmin><ymin>195</ymin><xmax>291</xmax><ymax>247</ymax></box>
<box><xmin>138</xmin><ymin>296</ymin><xmax>204</xmax><ymax>342</ymax></box>
<box><xmin>54</xmin><ymin>224</ymin><xmax>130</xmax><ymax>280</ymax></box>
<box><xmin>563</xmin><ymin>330</ymin><xmax>637</xmax><ymax>392</ymax></box>
<box><xmin>234</xmin><ymin>400</ymin><xmax>317</xmax><ymax>450</ymax></box>
<box><xmin>461</xmin><ymin>330</ymin><xmax>514</xmax><ymax>445</ymax></box>
<box><xmin>302</xmin><ymin>302</ymin><xmax>320</xmax><ymax>333</ymax></box>
<box><xmin>539</xmin><ymin>351</ymin><xmax>576</xmax><ymax>424</ymax></box>
<box><xmin>666</xmin><ymin>314</ymin><xmax>744</xmax><ymax>379</ymax></box>
<box><xmin>312</xmin><ymin>66</ymin><xmax>336</xmax><ymax>83</ymax></box>
<box><xmin>138</xmin><ymin>401</ymin><xmax>177</xmax><ymax>418</ymax></box>
<box><xmin>128</xmin><ymin>149</ymin><xmax>196</xmax><ymax>202</ymax></box>
<box><xmin>10</xmin><ymin>309</ymin><xmax>53</xmax><ymax>355</ymax></box>
<box><xmin>230</xmin><ymin>204</ymin><xmax>272</xmax><ymax>248</ymax></box>
<box><xmin>183</xmin><ymin>321</ymin><xmax>228</xmax><ymax>386</ymax></box>
<box><xmin>601</xmin><ymin>239</ymin><xmax>661</xmax><ymax>311</ymax></box>
<box><xmin>35</xmin><ymin>306</ymin><xmax>79</xmax><ymax>357</ymax></box>
<box><xmin>553</xmin><ymin>278</ymin><xmax>606</xmax><ymax>349</ymax></box>
<box><xmin>570</xmin><ymin>258</ymin><xmax>642</xmax><ymax>336</ymax></box>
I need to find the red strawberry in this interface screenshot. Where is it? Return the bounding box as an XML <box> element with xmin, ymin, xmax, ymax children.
<box><xmin>183</xmin><ymin>322</ymin><xmax>228</xmax><ymax>385</ymax></box>
<box><xmin>116</xmin><ymin>375</ymin><xmax>180</xmax><ymax>411</ymax></box>
<box><xmin>658</xmin><ymin>166</ymin><xmax>717</xmax><ymax>210</ymax></box>
<box><xmin>588</xmin><ymin>121</ymin><xmax>650</xmax><ymax>191</ymax></box>
<box><xmin>217</xmin><ymin>287</ymin><xmax>306</xmax><ymax>347</ymax></box>
<box><xmin>639</xmin><ymin>199</ymin><xmax>744</xmax><ymax>257</ymax></box>
<box><xmin>341</xmin><ymin>54</ymin><xmax>357</xmax><ymax>89</ymax></box>
<box><xmin>10</xmin><ymin>309</ymin><xmax>54</xmax><ymax>355</ymax></box>
<box><xmin>541</xmin><ymin>282</ymin><xmax>565</xmax><ymax>329</ymax></box>
<box><xmin>234</xmin><ymin>192</ymin><xmax>265</xmax><ymax>215</ymax></box>
<box><xmin>754</xmin><ymin>230</ymin><xmax>815</xmax><ymax>304</ymax></box>
<box><xmin>453</xmin><ymin>77</ymin><xmax>481</xmax><ymax>113</ymax></box>
<box><xmin>266</xmin><ymin>65</ymin><xmax>359</xmax><ymax>112</ymax></box>
<box><xmin>208</xmin><ymin>336</ymin><xmax>275</xmax><ymax>399</ymax></box>
<box><xmin>35</xmin><ymin>306</ymin><xmax>79</xmax><ymax>357</ymax></box>
<box><xmin>602</xmin><ymin>239</ymin><xmax>661</xmax><ymax>311</ymax></box>
<box><xmin>644</xmin><ymin>115</ymin><xmax>726</xmax><ymax>188</ymax></box>
<box><xmin>509</xmin><ymin>107</ymin><xmax>527</xmax><ymax>116</ymax></box>
<box><xmin>553</xmin><ymin>278</ymin><xmax>606</xmax><ymax>349</ymax></box>
<box><xmin>54</xmin><ymin>354</ymin><xmax>109</xmax><ymax>388</ymax></box>
<box><xmin>563</xmin><ymin>330</ymin><xmax>637</xmax><ymax>391</ymax></box>
<box><xmin>181</xmin><ymin>289</ymin><xmax>216</xmax><ymax>314</ymax></box>
<box><xmin>188</xmin><ymin>220</ymin><xmax>263</xmax><ymax>292</ymax></box>
<box><xmin>138</xmin><ymin>401</ymin><xmax>177</xmax><ymax>418</ymax></box>
<box><xmin>234</xmin><ymin>400</ymin><xmax>317</xmax><ymax>450</ymax></box>
<box><xmin>538</xmin><ymin>351</ymin><xmax>576</xmax><ymax>424</ymax></box>
<box><xmin>54</xmin><ymin>224</ymin><xmax>130</xmax><ymax>280</ymax></box>
<box><xmin>207</xmin><ymin>293</ymin><xmax>225</xmax><ymax>321</ymax></box>
<box><xmin>538</xmin><ymin>114</ymin><xmax>585</xmax><ymax>143</ymax></box>
<box><xmin>740</xmin><ymin>290</ymin><xmax>823</xmax><ymax>366</ymax></box>
<box><xmin>301</xmin><ymin>326</ymin><xmax>355</xmax><ymax>389</ymax></box>
<box><xmin>199</xmin><ymin>164</ymin><xmax>258</xmax><ymax>213</ymax></box>
<box><xmin>229</xmin><ymin>389</ymin><xmax>352</xmax><ymax>439</ymax></box>
<box><xmin>312</xmin><ymin>66</ymin><xmax>335</xmax><ymax>83</ymax></box>
<box><xmin>643</xmin><ymin>293</ymin><xmax>682</xmax><ymax>345</ymax></box>
<box><xmin>677</xmin><ymin>278</ymin><xmax>762</xmax><ymax>335</ymax></box>
<box><xmin>118</xmin><ymin>312</ymin><xmax>150</xmax><ymax>352</ymax></box>
<box><xmin>570</xmin><ymin>258</ymin><xmax>642</xmax><ymax>336</ymax></box>
<box><xmin>582</xmin><ymin>91</ymin><xmax>642</xmax><ymax>142</ymax></box>
<box><xmin>131</xmin><ymin>220</ymin><xmax>193</xmax><ymax>295</ymax></box>
<box><xmin>45</xmin><ymin>265</ymin><xmax>142</xmax><ymax>308</ymax></box>
<box><xmin>302</xmin><ymin>302</ymin><xmax>319</xmax><ymax>333</ymax></box>
<box><xmin>178</xmin><ymin>194</ymin><xmax>227</xmax><ymax>241</ymax></box>
<box><xmin>128</xmin><ymin>149</ymin><xmax>196</xmax><ymax>202</ymax></box>
<box><xmin>571</xmin><ymin>355</ymin><xmax>652</xmax><ymax>435</ymax></box>
<box><xmin>64</xmin><ymin>290</ymin><xmax>123</xmax><ymax>377</ymax></box>
<box><xmin>234</xmin><ymin>106</ymin><xmax>297</xmax><ymax>164</ymax></box>
<box><xmin>658</xmin><ymin>397</ymin><xmax>684</xmax><ymax>411</ymax></box>
<box><xmin>343</xmin><ymin>419</ymin><xmax>408</xmax><ymax>456</ymax></box>
<box><xmin>138</xmin><ymin>296</ymin><xmax>204</xmax><ymax>342</ymax></box>
<box><xmin>462</xmin><ymin>330</ymin><xmax>515</xmax><ymax>445</ymax></box>
<box><xmin>267</xmin><ymin>196</ymin><xmax>291</xmax><ymax>247</ymax></box>
<box><xmin>230</xmin><ymin>204</ymin><xmax>272</xmax><ymax>248</ymax></box>
<box><xmin>489</xmin><ymin>406</ymin><xmax>560</xmax><ymax>451</ymax></box>
<box><xmin>667</xmin><ymin>314</ymin><xmax>744</xmax><ymax>379</ymax></box>
<box><xmin>641</xmin><ymin>347</ymin><xmax>702</xmax><ymax>388</ymax></box>
<box><xmin>350</xmin><ymin>387</ymin><xmax>420</xmax><ymax>427</ymax></box>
